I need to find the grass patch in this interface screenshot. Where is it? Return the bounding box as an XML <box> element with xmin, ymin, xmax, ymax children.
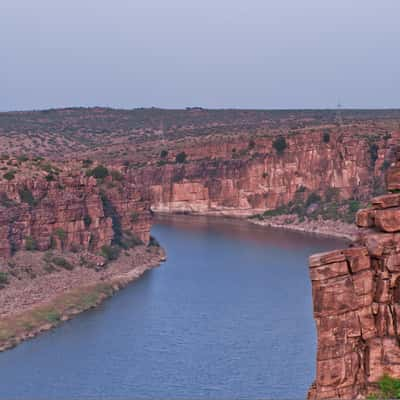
<box><xmin>368</xmin><ymin>374</ymin><xmax>400</xmax><ymax>399</ymax></box>
<box><xmin>0</xmin><ymin>283</ymin><xmax>114</xmax><ymax>347</ymax></box>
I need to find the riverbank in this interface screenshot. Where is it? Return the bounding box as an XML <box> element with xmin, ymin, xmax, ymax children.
<box><xmin>154</xmin><ymin>210</ymin><xmax>358</xmax><ymax>241</ymax></box>
<box><xmin>249</xmin><ymin>215</ymin><xmax>358</xmax><ymax>241</ymax></box>
<box><xmin>0</xmin><ymin>244</ymin><xmax>166</xmax><ymax>352</ymax></box>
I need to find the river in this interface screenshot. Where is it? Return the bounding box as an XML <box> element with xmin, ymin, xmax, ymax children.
<box><xmin>0</xmin><ymin>215</ymin><xmax>346</xmax><ymax>399</ymax></box>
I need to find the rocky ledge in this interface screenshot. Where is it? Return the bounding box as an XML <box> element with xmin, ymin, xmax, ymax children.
<box><xmin>308</xmin><ymin>161</ymin><xmax>400</xmax><ymax>399</ymax></box>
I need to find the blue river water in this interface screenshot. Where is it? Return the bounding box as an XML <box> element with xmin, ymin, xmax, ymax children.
<box><xmin>0</xmin><ymin>215</ymin><xmax>346</xmax><ymax>399</ymax></box>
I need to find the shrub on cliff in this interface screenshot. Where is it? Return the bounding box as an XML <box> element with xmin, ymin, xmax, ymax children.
<box><xmin>101</xmin><ymin>245</ymin><xmax>120</xmax><ymax>261</ymax></box>
<box><xmin>367</xmin><ymin>374</ymin><xmax>400</xmax><ymax>399</ymax></box>
<box><xmin>322</xmin><ymin>130</ymin><xmax>330</xmax><ymax>143</ymax></box>
<box><xmin>25</xmin><ymin>236</ymin><xmax>38</xmax><ymax>251</ymax></box>
<box><xmin>306</xmin><ymin>192</ymin><xmax>321</xmax><ymax>207</ymax></box>
<box><xmin>83</xmin><ymin>215</ymin><xmax>92</xmax><ymax>227</ymax></box>
<box><xmin>130</xmin><ymin>211</ymin><xmax>139</xmax><ymax>222</ymax></box>
<box><xmin>82</xmin><ymin>159</ymin><xmax>93</xmax><ymax>168</ymax></box>
<box><xmin>0</xmin><ymin>193</ymin><xmax>16</xmax><ymax>208</ymax></box>
<box><xmin>149</xmin><ymin>235</ymin><xmax>160</xmax><ymax>247</ymax></box>
<box><xmin>52</xmin><ymin>256</ymin><xmax>74</xmax><ymax>270</ymax></box>
<box><xmin>45</xmin><ymin>173</ymin><xmax>55</xmax><ymax>182</ymax></box>
<box><xmin>3</xmin><ymin>170</ymin><xmax>15</xmax><ymax>181</ymax></box>
<box><xmin>369</xmin><ymin>143</ymin><xmax>379</xmax><ymax>167</ymax></box>
<box><xmin>248</xmin><ymin>139</ymin><xmax>256</xmax><ymax>150</ymax></box>
<box><xmin>53</xmin><ymin>228</ymin><xmax>67</xmax><ymax>248</ymax></box>
<box><xmin>272</xmin><ymin>136</ymin><xmax>287</xmax><ymax>155</ymax></box>
<box><xmin>160</xmin><ymin>149</ymin><xmax>168</xmax><ymax>158</ymax></box>
<box><xmin>175</xmin><ymin>152</ymin><xmax>187</xmax><ymax>163</ymax></box>
<box><xmin>19</xmin><ymin>187</ymin><xmax>37</xmax><ymax>206</ymax></box>
<box><xmin>0</xmin><ymin>272</ymin><xmax>9</xmax><ymax>287</ymax></box>
<box><xmin>111</xmin><ymin>170</ymin><xmax>124</xmax><ymax>181</ymax></box>
<box><xmin>86</xmin><ymin>165</ymin><xmax>109</xmax><ymax>180</ymax></box>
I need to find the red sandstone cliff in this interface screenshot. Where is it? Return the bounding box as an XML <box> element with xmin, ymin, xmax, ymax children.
<box><xmin>308</xmin><ymin>161</ymin><xmax>400</xmax><ymax>399</ymax></box>
<box><xmin>133</xmin><ymin>130</ymin><xmax>400</xmax><ymax>217</ymax></box>
<box><xmin>0</xmin><ymin>165</ymin><xmax>151</xmax><ymax>260</ymax></box>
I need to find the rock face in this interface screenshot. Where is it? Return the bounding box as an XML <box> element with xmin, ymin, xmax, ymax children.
<box><xmin>134</xmin><ymin>130</ymin><xmax>400</xmax><ymax>216</ymax></box>
<box><xmin>0</xmin><ymin>169</ymin><xmax>151</xmax><ymax>259</ymax></box>
<box><xmin>309</xmin><ymin>162</ymin><xmax>400</xmax><ymax>399</ymax></box>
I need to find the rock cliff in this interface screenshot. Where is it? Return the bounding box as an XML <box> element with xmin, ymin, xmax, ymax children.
<box><xmin>308</xmin><ymin>161</ymin><xmax>400</xmax><ymax>399</ymax></box>
<box><xmin>134</xmin><ymin>129</ymin><xmax>400</xmax><ymax>217</ymax></box>
<box><xmin>0</xmin><ymin>162</ymin><xmax>151</xmax><ymax>260</ymax></box>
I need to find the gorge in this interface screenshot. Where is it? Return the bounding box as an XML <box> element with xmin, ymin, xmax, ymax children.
<box><xmin>1</xmin><ymin>108</ymin><xmax>400</xmax><ymax>398</ymax></box>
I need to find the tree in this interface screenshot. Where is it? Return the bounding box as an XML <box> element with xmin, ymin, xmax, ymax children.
<box><xmin>273</xmin><ymin>136</ymin><xmax>287</xmax><ymax>155</ymax></box>
<box><xmin>175</xmin><ymin>152</ymin><xmax>187</xmax><ymax>163</ymax></box>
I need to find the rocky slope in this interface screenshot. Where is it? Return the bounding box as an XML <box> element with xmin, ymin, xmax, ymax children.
<box><xmin>308</xmin><ymin>161</ymin><xmax>400</xmax><ymax>399</ymax></box>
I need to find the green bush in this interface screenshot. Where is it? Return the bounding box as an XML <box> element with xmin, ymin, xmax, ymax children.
<box><xmin>325</xmin><ymin>187</ymin><xmax>340</xmax><ymax>202</ymax></box>
<box><xmin>306</xmin><ymin>192</ymin><xmax>321</xmax><ymax>207</ymax></box>
<box><xmin>160</xmin><ymin>149</ymin><xmax>168</xmax><ymax>158</ymax></box>
<box><xmin>87</xmin><ymin>165</ymin><xmax>109</xmax><ymax>179</ymax></box>
<box><xmin>39</xmin><ymin>163</ymin><xmax>54</xmax><ymax>173</ymax></box>
<box><xmin>101</xmin><ymin>245</ymin><xmax>120</xmax><ymax>261</ymax></box>
<box><xmin>175</xmin><ymin>152</ymin><xmax>187</xmax><ymax>163</ymax></box>
<box><xmin>322</xmin><ymin>130</ymin><xmax>330</xmax><ymax>143</ymax></box>
<box><xmin>0</xmin><ymin>272</ymin><xmax>9</xmax><ymax>286</ymax></box>
<box><xmin>111</xmin><ymin>170</ymin><xmax>124</xmax><ymax>181</ymax></box>
<box><xmin>45</xmin><ymin>310</ymin><xmax>61</xmax><ymax>323</ymax></box>
<box><xmin>272</xmin><ymin>136</ymin><xmax>287</xmax><ymax>155</ymax></box>
<box><xmin>82</xmin><ymin>159</ymin><xmax>93</xmax><ymax>168</ymax></box>
<box><xmin>370</xmin><ymin>143</ymin><xmax>379</xmax><ymax>166</ymax></box>
<box><xmin>25</xmin><ymin>236</ymin><xmax>37</xmax><ymax>251</ymax></box>
<box><xmin>54</xmin><ymin>228</ymin><xmax>67</xmax><ymax>241</ymax></box>
<box><xmin>45</xmin><ymin>174</ymin><xmax>55</xmax><ymax>182</ymax></box>
<box><xmin>130</xmin><ymin>211</ymin><xmax>139</xmax><ymax>223</ymax></box>
<box><xmin>19</xmin><ymin>187</ymin><xmax>36</xmax><ymax>206</ymax></box>
<box><xmin>296</xmin><ymin>185</ymin><xmax>307</xmax><ymax>193</ymax></box>
<box><xmin>381</xmin><ymin>160</ymin><xmax>391</xmax><ymax>172</ymax></box>
<box><xmin>348</xmin><ymin>199</ymin><xmax>361</xmax><ymax>214</ymax></box>
<box><xmin>52</xmin><ymin>256</ymin><xmax>74</xmax><ymax>270</ymax></box>
<box><xmin>83</xmin><ymin>215</ymin><xmax>92</xmax><ymax>227</ymax></box>
<box><xmin>0</xmin><ymin>193</ymin><xmax>16</xmax><ymax>208</ymax></box>
<box><xmin>3</xmin><ymin>171</ymin><xmax>15</xmax><ymax>181</ymax></box>
<box><xmin>149</xmin><ymin>236</ymin><xmax>160</xmax><ymax>247</ymax></box>
<box><xmin>368</xmin><ymin>374</ymin><xmax>400</xmax><ymax>399</ymax></box>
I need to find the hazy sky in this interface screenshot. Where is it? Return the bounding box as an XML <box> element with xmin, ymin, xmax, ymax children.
<box><xmin>1</xmin><ymin>0</ymin><xmax>400</xmax><ymax>111</ymax></box>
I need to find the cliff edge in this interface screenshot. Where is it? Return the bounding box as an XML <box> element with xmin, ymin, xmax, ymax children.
<box><xmin>309</xmin><ymin>161</ymin><xmax>400</xmax><ymax>399</ymax></box>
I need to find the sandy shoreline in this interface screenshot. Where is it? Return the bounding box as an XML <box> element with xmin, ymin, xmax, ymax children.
<box><xmin>249</xmin><ymin>218</ymin><xmax>357</xmax><ymax>241</ymax></box>
<box><xmin>0</xmin><ymin>246</ymin><xmax>166</xmax><ymax>352</ymax></box>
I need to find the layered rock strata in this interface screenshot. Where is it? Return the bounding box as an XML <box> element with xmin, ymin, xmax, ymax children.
<box><xmin>133</xmin><ymin>130</ymin><xmax>400</xmax><ymax>216</ymax></box>
<box><xmin>0</xmin><ymin>170</ymin><xmax>151</xmax><ymax>259</ymax></box>
<box><xmin>309</xmin><ymin>161</ymin><xmax>400</xmax><ymax>399</ymax></box>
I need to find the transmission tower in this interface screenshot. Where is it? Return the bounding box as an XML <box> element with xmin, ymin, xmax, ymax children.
<box><xmin>335</xmin><ymin>102</ymin><xmax>343</xmax><ymax>127</ymax></box>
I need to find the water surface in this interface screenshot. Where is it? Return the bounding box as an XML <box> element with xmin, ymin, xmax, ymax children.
<box><xmin>0</xmin><ymin>215</ymin><xmax>346</xmax><ymax>399</ymax></box>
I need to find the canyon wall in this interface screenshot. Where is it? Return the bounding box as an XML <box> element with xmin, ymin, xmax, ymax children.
<box><xmin>134</xmin><ymin>130</ymin><xmax>400</xmax><ymax>216</ymax></box>
<box><xmin>0</xmin><ymin>169</ymin><xmax>151</xmax><ymax>259</ymax></box>
<box><xmin>308</xmin><ymin>162</ymin><xmax>400</xmax><ymax>399</ymax></box>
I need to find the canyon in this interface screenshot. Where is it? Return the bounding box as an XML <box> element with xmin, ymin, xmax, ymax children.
<box><xmin>1</xmin><ymin>108</ymin><xmax>400</xmax><ymax>398</ymax></box>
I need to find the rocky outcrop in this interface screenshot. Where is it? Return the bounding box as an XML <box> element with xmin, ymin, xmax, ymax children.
<box><xmin>309</xmin><ymin>162</ymin><xmax>400</xmax><ymax>399</ymax></box>
<box><xmin>0</xmin><ymin>168</ymin><xmax>151</xmax><ymax>259</ymax></box>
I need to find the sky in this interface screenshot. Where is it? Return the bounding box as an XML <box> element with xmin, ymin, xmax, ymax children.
<box><xmin>1</xmin><ymin>0</ymin><xmax>400</xmax><ymax>111</ymax></box>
